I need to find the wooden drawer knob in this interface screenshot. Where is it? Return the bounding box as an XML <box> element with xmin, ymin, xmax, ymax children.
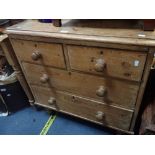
<box><xmin>40</xmin><ymin>74</ymin><xmax>49</xmax><ymax>83</ymax></box>
<box><xmin>94</xmin><ymin>59</ymin><xmax>106</xmax><ymax>72</ymax></box>
<box><xmin>48</xmin><ymin>97</ymin><xmax>56</xmax><ymax>105</ymax></box>
<box><xmin>96</xmin><ymin>86</ymin><xmax>107</xmax><ymax>97</ymax></box>
<box><xmin>96</xmin><ymin>111</ymin><xmax>105</xmax><ymax>120</ymax></box>
<box><xmin>31</xmin><ymin>51</ymin><xmax>41</xmax><ymax>61</ymax></box>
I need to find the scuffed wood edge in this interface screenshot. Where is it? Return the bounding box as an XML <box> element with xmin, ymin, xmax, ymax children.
<box><xmin>130</xmin><ymin>48</ymin><xmax>155</xmax><ymax>131</ymax></box>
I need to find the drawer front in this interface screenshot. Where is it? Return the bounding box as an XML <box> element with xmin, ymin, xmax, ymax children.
<box><xmin>10</xmin><ymin>39</ymin><xmax>66</xmax><ymax>69</ymax></box>
<box><xmin>23</xmin><ymin>63</ymin><xmax>139</xmax><ymax>109</ymax></box>
<box><xmin>67</xmin><ymin>45</ymin><xmax>147</xmax><ymax>81</ymax></box>
<box><xmin>31</xmin><ymin>85</ymin><xmax>133</xmax><ymax>131</ymax></box>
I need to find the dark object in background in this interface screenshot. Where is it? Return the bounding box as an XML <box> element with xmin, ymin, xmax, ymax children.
<box><xmin>138</xmin><ymin>69</ymin><xmax>155</xmax><ymax>134</ymax></box>
<box><xmin>0</xmin><ymin>56</ymin><xmax>7</xmax><ymax>72</ymax></box>
<box><xmin>9</xmin><ymin>19</ymin><xmax>24</xmax><ymax>25</ymax></box>
<box><xmin>142</xmin><ymin>20</ymin><xmax>155</xmax><ymax>31</ymax></box>
<box><xmin>0</xmin><ymin>95</ymin><xmax>8</xmax><ymax>115</ymax></box>
<box><xmin>0</xmin><ymin>19</ymin><xmax>24</xmax><ymax>33</ymax></box>
<box><xmin>53</xmin><ymin>19</ymin><xmax>155</xmax><ymax>31</ymax></box>
<box><xmin>0</xmin><ymin>20</ymin><xmax>10</xmax><ymax>33</ymax></box>
<box><xmin>0</xmin><ymin>65</ymin><xmax>29</xmax><ymax>114</ymax></box>
<box><xmin>0</xmin><ymin>19</ymin><xmax>10</xmax><ymax>26</ymax></box>
<box><xmin>38</xmin><ymin>19</ymin><xmax>52</xmax><ymax>23</ymax></box>
<box><xmin>2</xmin><ymin>63</ymin><xmax>14</xmax><ymax>76</ymax></box>
<box><xmin>0</xmin><ymin>81</ymin><xmax>29</xmax><ymax>113</ymax></box>
<box><xmin>53</xmin><ymin>19</ymin><xmax>61</xmax><ymax>27</ymax></box>
<box><xmin>0</xmin><ymin>19</ymin><xmax>24</xmax><ymax>27</ymax></box>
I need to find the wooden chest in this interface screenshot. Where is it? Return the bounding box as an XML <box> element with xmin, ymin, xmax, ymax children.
<box><xmin>6</xmin><ymin>20</ymin><xmax>155</xmax><ymax>134</ymax></box>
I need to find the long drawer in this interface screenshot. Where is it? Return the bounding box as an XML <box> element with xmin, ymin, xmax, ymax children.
<box><xmin>10</xmin><ymin>39</ymin><xmax>66</xmax><ymax>69</ymax></box>
<box><xmin>67</xmin><ymin>45</ymin><xmax>147</xmax><ymax>81</ymax></box>
<box><xmin>22</xmin><ymin>62</ymin><xmax>140</xmax><ymax>109</ymax></box>
<box><xmin>31</xmin><ymin>85</ymin><xmax>133</xmax><ymax>131</ymax></box>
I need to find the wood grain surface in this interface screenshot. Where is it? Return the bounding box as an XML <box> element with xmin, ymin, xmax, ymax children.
<box><xmin>31</xmin><ymin>85</ymin><xmax>133</xmax><ymax>131</ymax></box>
<box><xmin>67</xmin><ymin>45</ymin><xmax>147</xmax><ymax>81</ymax></box>
<box><xmin>22</xmin><ymin>62</ymin><xmax>140</xmax><ymax>109</ymax></box>
<box><xmin>10</xmin><ymin>39</ymin><xmax>66</xmax><ymax>69</ymax></box>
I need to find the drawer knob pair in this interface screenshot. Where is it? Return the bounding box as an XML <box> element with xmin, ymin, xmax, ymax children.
<box><xmin>48</xmin><ymin>97</ymin><xmax>56</xmax><ymax>105</ymax></box>
<box><xmin>31</xmin><ymin>51</ymin><xmax>42</xmax><ymax>61</ymax></box>
<box><xmin>40</xmin><ymin>74</ymin><xmax>49</xmax><ymax>83</ymax></box>
<box><xmin>96</xmin><ymin>111</ymin><xmax>105</xmax><ymax>120</ymax></box>
<box><xmin>94</xmin><ymin>59</ymin><xmax>106</xmax><ymax>72</ymax></box>
<box><xmin>96</xmin><ymin>86</ymin><xmax>107</xmax><ymax>97</ymax></box>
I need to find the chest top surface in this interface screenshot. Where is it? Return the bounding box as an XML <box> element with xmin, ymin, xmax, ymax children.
<box><xmin>5</xmin><ymin>20</ymin><xmax>155</xmax><ymax>47</ymax></box>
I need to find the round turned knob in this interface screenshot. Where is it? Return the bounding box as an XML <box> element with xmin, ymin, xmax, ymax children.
<box><xmin>96</xmin><ymin>86</ymin><xmax>107</xmax><ymax>97</ymax></box>
<box><xmin>40</xmin><ymin>74</ymin><xmax>49</xmax><ymax>83</ymax></box>
<box><xmin>31</xmin><ymin>51</ymin><xmax>41</xmax><ymax>61</ymax></box>
<box><xmin>48</xmin><ymin>97</ymin><xmax>56</xmax><ymax>105</ymax></box>
<box><xmin>94</xmin><ymin>59</ymin><xmax>106</xmax><ymax>72</ymax></box>
<box><xmin>96</xmin><ymin>111</ymin><xmax>105</xmax><ymax>120</ymax></box>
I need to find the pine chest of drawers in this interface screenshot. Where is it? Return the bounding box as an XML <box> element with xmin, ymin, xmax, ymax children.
<box><xmin>6</xmin><ymin>20</ymin><xmax>155</xmax><ymax>134</ymax></box>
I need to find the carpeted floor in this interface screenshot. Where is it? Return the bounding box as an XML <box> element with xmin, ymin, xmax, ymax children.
<box><xmin>0</xmin><ymin>107</ymin><xmax>113</xmax><ymax>135</ymax></box>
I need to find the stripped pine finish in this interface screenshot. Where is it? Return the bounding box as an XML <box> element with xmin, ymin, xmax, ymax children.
<box><xmin>5</xmin><ymin>20</ymin><xmax>155</xmax><ymax>134</ymax></box>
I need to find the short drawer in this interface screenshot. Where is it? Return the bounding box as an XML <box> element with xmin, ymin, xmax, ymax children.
<box><xmin>67</xmin><ymin>45</ymin><xmax>147</xmax><ymax>81</ymax></box>
<box><xmin>31</xmin><ymin>85</ymin><xmax>133</xmax><ymax>131</ymax></box>
<box><xmin>22</xmin><ymin>63</ymin><xmax>139</xmax><ymax>109</ymax></box>
<box><xmin>10</xmin><ymin>39</ymin><xmax>66</xmax><ymax>69</ymax></box>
